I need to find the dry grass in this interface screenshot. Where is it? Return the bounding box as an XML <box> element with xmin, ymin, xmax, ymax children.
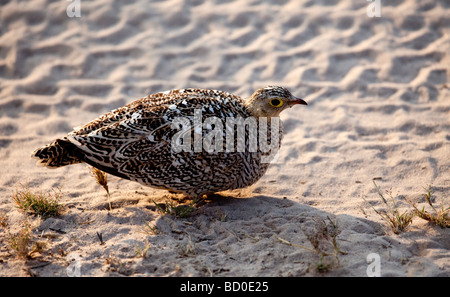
<box><xmin>91</xmin><ymin>167</ymin><xmax>112</xmax><ymax>211</ymax></box>
<box><xmin>6</xmin><ymin>220</ymin><xmax>33</xmax><ymax>259</ymax></box>
<box><xmin>364</xmin><ymin>183</ymin><xmax>449</xmax><ymax>233</ymax></box>
<box><xmin>178</xmin><ymin>235</ymin><xmax>197</xmax><ymax>257</ymax></box>
<box><xmin>364</xmin><ymin>181</ymin><xmax>414</xmax><ymax>234</ymax></box>
<box><xmin>5</xmin><ymin>185</ymin><xmax>61</xmax><ymax>259</ymax></box>
<box><xmin>152</xmin><ymin>197</ymin><xmax>195</xmax><ymax>218</ymax></box>
<box><xmin>12</xmin><ymin>184</ymin><xmax>63</xmax><ymax>218</ymax></box>
<box><xmin>0</xmin><ymin>212</ymin><xmax>8</xmax><ymax>229</ymax></box>
<box><xmin>134</xmin><ymin>242</ymin><xmax>151</xmax><ymax>258</ymax></box>
<box><xmin>278</xmin><ymin>216</ymin><xmax>346</xmax><ymax>273</ymax></box>
<box><xmin>1</xmin><ymin>216</ymin><xmax>45</xmax><ymax>259</ymax></box>
<box><xmin>1</xmin><ymin>211</ymin><xmax>49</xmax><ymax>260</ymax></box>
<box><xmin>140</xmin><ymin>221</ymin><xmax>161</xmax><ymax>235</ymax></box>
<box><xmin>305</xmin><ymin>216</ymin><xmax>346</xmax><ymax>273</ymax></box>
<box><xmin>407</xmin><ymin>186</ymin><xmax>450</xmax><ymax>228</ymax></box>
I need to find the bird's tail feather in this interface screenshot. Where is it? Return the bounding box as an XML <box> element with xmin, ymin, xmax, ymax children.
<box><xmin>31</xmin><ymin>138</ymin><xmax>83</xmax><ymax>168</ymax></box>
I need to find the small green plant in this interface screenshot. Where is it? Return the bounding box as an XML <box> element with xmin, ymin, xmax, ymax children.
<box><xmin>0</xmin><ymin>212</ymin><xmax>8</xmax><ymax>229</ymax></box>
<box><xmin>1</xmin><ymin>212</ymin><xmax>47</xmax><ymax>259</ymax></box>
<box><xmin>134</xmin><ymin>242</ymin><xmax>151</xmax><ymax>258</ymax></box>
<box><xmin>152</xmin><ymin>197</ymin><xmax>195</xmax><ymax>218</ymax></box>
<box><xmin>305</xmin><ymin>216</ymin><xmax>346</xmax><ymax>273</ymax></box>
<box><xmin>140</xmin><ymin>221</ymin><xmax>160</xmax><ymax>235</ymax></box>
<box><xmin>12</xmin><ymin>184</ymin><xmax>63</xmax><ymax>218</ymax></box>
<box><xmin>407</xmin><ymin>186</ymin><xmax>450</xmax><ymax>228</ymax></box>
<box><xmin>365</xmin><ymin>181</ymin><xmax>413</xmax><ymax>234</ymax></box>
<box><xmin>5</xmin><ymin>220</ymin><xmax>33</xmax><ymax>259</ymax></box>
<box><xmin>91</xmin><ymin>167</ymin><xmax>112</xmax><ymax>211</ymax></box>
<box><xmin>178</xmin><ymin>235</ymin><xmax>196</xmax><ymax>257</ymax></box>
<box><xmin>215</xmin><ymin>210</ymin><xmax>228</xmax><ymax>222</ymax></box>
<box><xmin>278</xmin><ymin>216</ymin><xmax>346</xmax><ymax>273</ymax></box>
<box><xmin>105</xmin><ymin>255</ymin><xmax>133</xmax><ymax>275</ymax></box>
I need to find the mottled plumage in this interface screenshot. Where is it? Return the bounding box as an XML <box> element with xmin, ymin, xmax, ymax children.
<box><xmin>32</xmin><ymin>86</ymin><xmax>307</xmax><ymax>197</ymax></box>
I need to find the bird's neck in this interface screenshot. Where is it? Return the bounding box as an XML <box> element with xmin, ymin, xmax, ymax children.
<box><xmin>244</xmin><ymin>97</ymin><xmax>280</xmax><ymax>118</ymax></box>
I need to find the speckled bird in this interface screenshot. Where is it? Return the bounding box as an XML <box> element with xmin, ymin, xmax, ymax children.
<box><xmin>32</xmin><ymin>86</ymin><xmax>307</xmax><ymax>198</ymax></box>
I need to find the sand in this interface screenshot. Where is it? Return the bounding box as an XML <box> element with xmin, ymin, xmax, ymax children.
<box><xmin>0</xmin><ymin>0</ymin><xmax>449</xmax><ymax>277</ymax></box>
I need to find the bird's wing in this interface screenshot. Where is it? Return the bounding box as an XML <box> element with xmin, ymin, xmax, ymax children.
<box><xmin>65</xmin><ymin>90</ymin><xmax>244</xmax><ymax>179</ymax></box>
<box><xmin>67</xmin><ymin>105</ymin><xmax>174</xmax><ymax>173</ymax></box>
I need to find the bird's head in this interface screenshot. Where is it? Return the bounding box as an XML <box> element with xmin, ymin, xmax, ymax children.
<box><xmin>245</xmin><ymin>86</ymin><xmax>307</xmax><ymax>117</ymax></box>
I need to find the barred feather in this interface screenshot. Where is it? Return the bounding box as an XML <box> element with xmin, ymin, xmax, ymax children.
<box><xmin>31</xmin><ymin>87</ymin><xmax>306</xmax><ymax>197</ymax></box>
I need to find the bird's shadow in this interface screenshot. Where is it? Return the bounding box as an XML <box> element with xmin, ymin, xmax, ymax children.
<box><xmin>32</xmin><ymin>189</ymin><xmax>448</xmax><ymax>276</ymax></box>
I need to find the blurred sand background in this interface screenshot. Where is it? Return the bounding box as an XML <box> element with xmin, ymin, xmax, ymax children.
<box><xmin>0</xmin><ymin>0</ymin><xmax>449</xmax><ymax>276</ymax></box>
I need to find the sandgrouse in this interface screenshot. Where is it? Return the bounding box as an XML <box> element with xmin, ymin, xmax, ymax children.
<box><xmin>32</xmin><ymin>86</ymin><xmax>307</xmax><ymax>198</ymax></box>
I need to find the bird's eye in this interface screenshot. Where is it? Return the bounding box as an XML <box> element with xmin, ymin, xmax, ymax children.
<box><xmin>269</xmin><ymin>98</ymin><xmax>283</xmax><ymax>107</ymax></box>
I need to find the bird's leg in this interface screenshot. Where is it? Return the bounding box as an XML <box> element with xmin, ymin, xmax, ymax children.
<box><xmin>192</xmin><ymin>194</ymin><xmax>207</xmax><ymax>207</ymax></box>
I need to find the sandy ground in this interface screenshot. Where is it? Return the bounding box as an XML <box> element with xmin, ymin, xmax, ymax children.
<box><xmin>0</xmin><ymin>0</ymin><xmax>449</xmax><ymax>277</ymax></box>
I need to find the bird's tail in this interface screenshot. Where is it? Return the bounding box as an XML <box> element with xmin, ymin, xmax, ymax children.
<box><xmin>31</xmin><ymin>138</ymin><xmax>83</xmax><ymax>168</ymax></box>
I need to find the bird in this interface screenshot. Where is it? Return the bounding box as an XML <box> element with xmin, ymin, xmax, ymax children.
<box><xmin>32</xmin><ymin>86</ymin><xmax>307</xmax><ymax>199</ymax></box>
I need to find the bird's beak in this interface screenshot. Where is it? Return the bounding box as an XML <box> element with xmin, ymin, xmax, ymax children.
<box><xmin>289</xmin><ymin>97</ymin><xmax>308</xmax><ymax>106</ymax></box>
